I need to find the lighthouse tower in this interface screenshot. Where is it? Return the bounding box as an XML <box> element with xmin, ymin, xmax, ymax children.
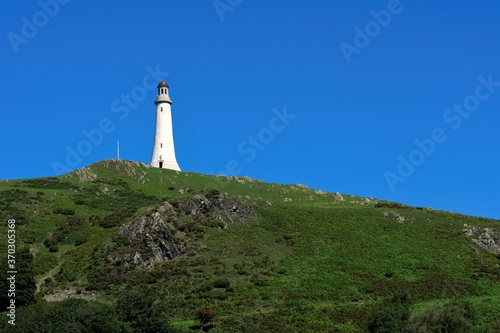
<box><xmin>150</xmin><ymin>81</ymin><xmax>181</xmax><ymax>171</ymax></box>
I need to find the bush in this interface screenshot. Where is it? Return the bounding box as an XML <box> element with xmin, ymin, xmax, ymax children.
<box><xmin>53</xmin><ymin>208</ymin><xmax>75</xmax><ymax>215</ymax></box>
<box><xmin>491</xmin><ymin>319</ymin><xmax>500</xmax><ymax>333</ymax></box>
<box><xmin>75</xmin><ymin>236</ymin><xmax>88</xmax><ymax>246</ymax></box>
<box><xmin>196</xmin><ymin>306</ymin><xmax>217</xmax><ymax>329</ymax></box>
<box><xmin>205</xmin><ymin>189</ymin><xmax>221</xmax><ymax>199</ymax></box>
<box><xmin>375</xmin><ymin>201</ymin><xmax>407</xmax><ymax>209</ymax></box>
<box><xmin>366</xmin><ymin>292</ymin><xmax>413</xmax><ymax>333</ymax></box>
<box><xmin>44</xmin><ymin>231</ymin><xmax>64</xmax><ymax>247</ymax></box>
<box><xmin>115</xmin><ymin>288</ymin><xmax>175</xmax><ymax>333</ymax></box>
<box><xmin>0</xmin><ymin>248</ymin><xmax>36</xmax><ymax>308</ymax></box>
<box><xmin>213</xmin><ymin>278</ymin><xmax>231</xmax><ymax>289</ymax></box>
<box><xmin>405</xmin><ymin>300</ymin><xmax>477</xmax><ymax>333</ymax></box>
<box><xmin>99</xmin><ymin>206</ymin><xmax>137</xmax><ymax>228</ymax></box>
<box><xmin>49</xmin><ymin>245</ymin><xmax>59</xmax><ymax>253</ymax></box>
<box><xmin>89</xmin><ymin>214</ymin><xmax>102</xmax><ymax>225</ymax></box>
<box><xmin>0</xmin><ymin>299</ymin><xmax>132</xmax><ymax>332</ymax></box>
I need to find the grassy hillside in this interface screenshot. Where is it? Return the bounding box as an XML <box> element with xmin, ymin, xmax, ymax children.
<box><xmin>1</xmin><ymin>159</ymin><xmax>499</xmax><ymax>332</ymax></box>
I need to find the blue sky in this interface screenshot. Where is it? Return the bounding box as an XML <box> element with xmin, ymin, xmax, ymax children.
<box><xmin>0</xmin><ymin>0</ymin><xmax>499</xmax><ymax>219</ymax></box>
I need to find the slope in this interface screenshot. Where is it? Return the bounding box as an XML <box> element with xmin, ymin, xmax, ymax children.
<box><xmin>0</xmin><ymin>159</ymin><xmax>499</xmax><ymax>332</ymax></box>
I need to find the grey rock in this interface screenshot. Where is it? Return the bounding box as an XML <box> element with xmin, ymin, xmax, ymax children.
<box><xmin>116</xmin><ymin>194</ymin><xmax>256</xmax><ymax>268</ymax></box>
<box><xmin>384</xmin><ymin>211</ymin><xmax>405</xmax><ymax>223</ymax></box>
<box><xmin>333</xmin><ymin>192</ymin><xmax>344</xmax><ymax>201</ymax></box>
<box><xmin>463</xmin><ymin>224</ymin><xmax>500</xmax><ymax>254</ymax></box>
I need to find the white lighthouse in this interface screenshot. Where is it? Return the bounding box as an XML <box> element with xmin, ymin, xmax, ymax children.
<box><xmin>150</xmin><ymin>81</ymin><xmax>181</xmax><ymax>171</ymax></box>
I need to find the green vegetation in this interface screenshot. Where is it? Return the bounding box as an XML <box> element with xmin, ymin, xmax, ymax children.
<box><xmin>0</xmin><ymin>299</ymin><xmax>132</xmax><ymax>332</ymax></box>
<box><xmin>0</xmin><ymin>159</ymin><xmax>499</xmax><ymax>332</ymax></box>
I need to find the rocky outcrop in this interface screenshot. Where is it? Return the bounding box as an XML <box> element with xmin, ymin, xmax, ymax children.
<box><xmin>334</xmin><ymin>192</ymin><xmax>344</xmax><ymax>201</ymax></box>
<box><xmin>383</xmin><ymin>211</ymin><xmax>417</xmax><ymax>223</ymax></box>
<box><xmin>384</xmin><ymin>211</ymin><xmax>406</xmax><ymax>223</ymax></box>
<box><xmin>463</xmin><ymin>224</ymin><xmax>500</xmax><ymax>254</ymax></box>
<box><xmin>115</xmin><ymin>193</ymin><xmax>256</xmax><ymax>268</ymax></box>
<box><xmin>68</xmin><ymin>167</ymin><xmax>97</xmax><ymax>182</ymax></box>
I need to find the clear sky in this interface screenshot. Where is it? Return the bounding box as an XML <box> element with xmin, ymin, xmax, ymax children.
<box><xmin>0</xmin><ymin>0</ymin><xmax>499</xmax><ymax>219</ymax></box>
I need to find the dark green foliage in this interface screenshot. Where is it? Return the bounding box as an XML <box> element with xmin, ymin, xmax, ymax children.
<box><xmin>48</xmin><ymin>245</ymin><xmax>59</xmax><ymax>253</ymax></box>
<box><xmin>366</xmin><ymin>292</ymin><xmax>414</xmax><ymax>333</ymax></box>
<box><xmin>0</xmin><ymin>248</ymin><xmax>36</xmax><ymax>308</ymax></box>
<box><xmin>14</xmin><ymin>249</ymin><xmax>36</xmax><ymax>306</ymax></box>
<box><xmin>115</xmin><ymin>288</ymin><xmax>176</xmax><ymax>333</ymax></box>
<box><xmin>213</xmin><ymin>277</ymin><xmax>231</xmax><ymax>289</ymax></box>
<box><xmin>89</xmin><ymin>214</ymin><xmax>103</xmax><ymax>225</ymax></box>
<box><xmin>99</xmin><ymin>206</ymin><xmax>138</xmax><ymax>228</ymax></box>
<box><xmin>74</xmin><ymin>235</ymin><xmax>88</xmax><ymax>246</ymax></box>
<box><xmin>0</xmin><ymin>299</ymin><xmax>132</xmax><ymax>332</ymax></box>
<box><xmin>0</xmin><ymin>189</ymin><xmax>31</xmax><ymax>203</ymax></box>
<box><xmin>44</xmin><ymin>231</ymin><xmax>64</xmax><ymax>247</ymax></box>
<box><xmin>53</xmin><ymin>208</ymin><xmax>75</xmax><ymax>215</ymax></box>
<box><xmin>205</xmin><ymin>189</ymin><xmax>221</xmax><ymax>199</ymax></box>
<box><xmin>196</xmin><ymin>306</ymin><xmax>216</xmax><ymax>330</ymax></box>
<box><xmin>87</xmin><ymin>264</ymin><xmax>129</xmax><ymax>290</ymax></box>
<box><xmin>0</xmin><ymin>189</ymin><xmax>36</xmax><ymax>223</ymax></box>
<box><xmin>405</xmin><ymin>300</ymin><xmax>477</xmax><ymax>333</ymax></box>
<box><xmin>491</xmin><ymin>319</ymin><xmax>500</xmax><ymax>333</ymax></box>
<box><xmin>375</xmin><ymin>201</ymin><xmax>408</xmax><ymax>209</ymax></box>
<box><xmin>21</xmin><ymin>177</ymin><xmax>76</xmax><ymax>189</ymax></box>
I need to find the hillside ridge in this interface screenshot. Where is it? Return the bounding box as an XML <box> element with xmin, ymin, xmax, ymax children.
<box><xmin>1</xmin><ymin>159</ymin><xmax>500</xmax><ymax>332</ymax></box>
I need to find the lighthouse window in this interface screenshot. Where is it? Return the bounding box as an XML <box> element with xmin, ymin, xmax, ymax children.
<box><xmin>161</xmin><ymin>143</ymin><xmax>163</xmax><ymax>148</ymax></box>
<box><xmin>161</xmin><ymin>107</ymin><xmax>163</xmax><ymax>112</ymax></box>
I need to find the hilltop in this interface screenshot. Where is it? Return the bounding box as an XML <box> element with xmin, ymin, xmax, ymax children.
<box><xmin>1</xmin><ymin>159</ymin><xmax>499</xmax><ymax>332</ymax></box>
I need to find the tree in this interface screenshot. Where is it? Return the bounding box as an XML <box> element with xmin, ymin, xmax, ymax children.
<box><xmin>0</xmin><ymin>247</ymin><xmax>36</xmax><ymax>308</ymax></box>
<box><xmin>115</xmin><ymin>288</ymin><xmax>175</xmax><ymax>333</ymax></box>
<box><xmin>366</xmin><ymin>292</ymin><xmax>414</xmax><ymax>333</ymax></box>
<box><xmin>196</xmin><ymin>306</ymin><xmax>217</xmax><ymax>331</ymax></box>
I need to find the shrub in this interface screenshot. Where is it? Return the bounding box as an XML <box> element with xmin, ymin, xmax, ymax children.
<box><xmin>0</xmin><ymin>299</ymin><xmax>132</xmax><ymax>333</ymax></box>
<box><xmin>66</xmin><ymin>215</ymin><xmax>85</xmax><ymax>226</ymax></box>
<box><xmin>366</xmin><ymin>292</ymin><xmax>413</xmax><ymax>333</ymax></box>
<box><xmin>196</xmin><ymin>306</ymin><xmax>217</xmax><ymax>329</ymax></box>
<box><xmin>375</xmin><ymin>201</ymin><xmax>407</xmax><ymax>209</ymax></box>
<box><xmin>75</xmin><ymin>236</ymin><xmax>88</xmax><ymax>246</ymax></box>
<box><xmin>205</xmin><ymin>189</ymin><xmax>221</xmax><ymax>199</ymax></box>
<box><xmin>405</xmin><ymin>300</ymin><xmax>477</xmax><ymax>333</ymax></box>
<box><xmin>0</xmin><ymin>248</ymin><xmax>36</xmax><ymax>308</ymax></box>
<box><xmin>491</xmin><ymin>319</ymin><xmax>500</xmax><ymax>333</ymax></box>
<box><xmin>213</xmin><ymin>278</ymin><xmax>231</xmax><ymax>289</ymax></box>
<box><xmin>44</xmin><ymin>231</ymin><xmax>64</xmax><ymax>247</ymax></box>
<box><xmin>89</xmin><ymin>214</ymin><xmax>102</xmax><ymax>225</ymax></box>
<box><xmin>115</xmin><ymin>288</ymin><xmax>175</xmax><ymax>333</ymax></box>
<box><xmin>53</xmin><ymin>208</ymin><xmax>75</xmax><ymax>215</ymax></box>
<box><xmin>49</xmin><ymin>245</ymin><xmax>59</xmax><ymax>253</ymax></box>
<box><xmin>99</xmin><ymin>206</ymin><xmax>137</xmax><ymax>228</ymax></box>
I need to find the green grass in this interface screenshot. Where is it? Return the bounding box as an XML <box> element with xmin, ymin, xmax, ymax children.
<box><xmin>1</xmin><ymin>159</ymin><xmax>499</xmax><ymax>332</ymax></box>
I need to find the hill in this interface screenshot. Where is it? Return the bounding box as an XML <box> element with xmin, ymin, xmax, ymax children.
<box><xmin>1</xmin><ymin>159</ymin><xmax>499</xmax><ymax>332</ymax></box>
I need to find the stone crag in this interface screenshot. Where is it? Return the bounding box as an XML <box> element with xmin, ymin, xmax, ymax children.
<box><xmin>463</xmin><ymin>224</ymin><xmax>500</xmax><ymax>254</ymax></box>
<box><xmin>114</xmin><ymin>193</ymin><xmax>257</xmax><ymax>269</ymax></box>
